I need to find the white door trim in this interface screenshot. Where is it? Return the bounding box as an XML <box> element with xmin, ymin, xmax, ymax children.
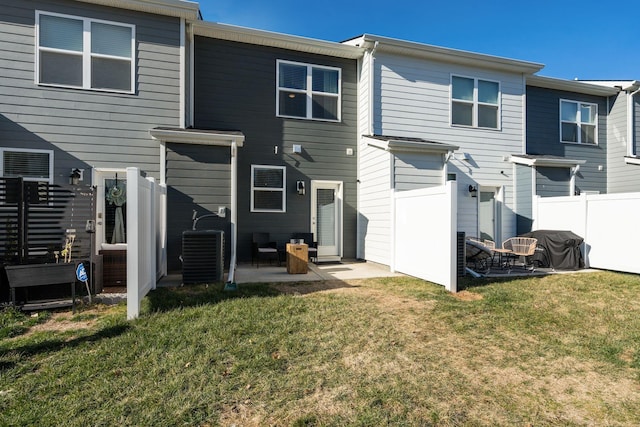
<box><xmin>310</xmin><ymin>180</ymin><xmax>343</xmax><ymax>261</ymax></box>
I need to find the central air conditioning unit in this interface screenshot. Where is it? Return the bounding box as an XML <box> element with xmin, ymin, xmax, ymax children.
<box><xmin>181</xmin><ymin>230</ymin><xmax>224</xmax><ymax>284</ymax></box>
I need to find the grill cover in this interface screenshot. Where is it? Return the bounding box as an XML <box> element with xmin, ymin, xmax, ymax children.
<box><xmin>522</xmin><ymin>230</ymin><xmax>584</xmax><ymax>270</ymax></box>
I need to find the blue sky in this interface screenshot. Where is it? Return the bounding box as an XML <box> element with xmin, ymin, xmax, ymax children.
<box><xmin>198</xmin><ymin>0</ymin><xmax>639</xmax><ymax>81</ymax></box>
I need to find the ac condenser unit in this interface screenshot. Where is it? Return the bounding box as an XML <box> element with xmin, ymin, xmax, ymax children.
<box><xmin>181</xmin><ymin>230</ymin><xmax>224</xmax><ymax>284</ymax></box>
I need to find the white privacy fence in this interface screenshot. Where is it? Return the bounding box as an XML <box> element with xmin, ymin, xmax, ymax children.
<box><xmin>532</xmin><ymin>192</ymin><xmax>640</xmax><ymax>274</ymax></box>
<box><xmin>392</xmin><ymin>181</ymin><xmax>457</xmax><ymax>292</ymax></box>
<box><xmin>126</xmin><ymin>167</ymin><xmax>167</xmax><ymax>319</ymax></box>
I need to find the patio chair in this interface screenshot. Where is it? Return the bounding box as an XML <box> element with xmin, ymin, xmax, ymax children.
<box><xmin>252</xmin><ymin>232</ymin><xmax>279</xmax><ymax>268</ymax></box>
<box><xmin>501</xmin><ymin>237</ymin><xmax>537</xmax><ymax>271</ymax></box>
<box><xmin>465</xmin><ymin>237</ymin><xmax>493</xmax><ymax>273</ymax></box>
<box><xmin>291</xmin><ymin>232</ymin><xmax>318</xmax><ymax>263</ymax></box>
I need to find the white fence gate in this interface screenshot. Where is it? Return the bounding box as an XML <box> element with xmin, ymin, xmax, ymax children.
<box><xmin>532</xmin><ymin>192</ymin><xmax>640</xmax><ymax>274</ymax></box>
<box><xmin>126</xmin><ymin>167</ymin><xmax>167</xmax><ymax>319</ymax></box>
<box><xmin>393</xmin><ymin>182</ymin><xmax>457</xmax><ymax>292</ymax></box>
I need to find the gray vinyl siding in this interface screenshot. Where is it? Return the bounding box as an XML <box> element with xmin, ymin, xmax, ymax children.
<box><xmin>536</xmin><ymin>166</ymin><xmax>570</xmax><ymax>197</ymax></box>
<box><xmin>165</xmin><ymin>143</ymin><xmax>232</xmax><ymax>272</ymax></box>
<box><xmin>193</xmin><ymin>37</ymin><xmax>358</xmax><ymax>262</ymax></box>
<box><xmin>526</xmin><ymin>85</ymin><xmax>607</xmax><ymax>194</ymax></box>
<box><xmin>515</xmin><ymin>163</ymin><xmax>533</xmax><ymax>234</ymax></box>
<box><xmin>0</xmin><ymin>0</ymin><xmax>181</xmax><ymax>184</ymax></box>
<box><xmin>607</xmin><ymin>92</ymin><xmax>640</xmax><ymax>193</ymax></box>
<box><xmin>393</xmin><ymin>152</ymin><xmax>443</xmax><ymax>191</ymax></box>
<box><xmin>372</xmin><ymin>51</ymin><xmax>526</xmax><ymax>240</ymax></box>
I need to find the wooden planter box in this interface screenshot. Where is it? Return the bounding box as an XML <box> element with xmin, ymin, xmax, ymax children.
<box><xmin>4</xmin><ymin>263</ymin><xmax>77</xmax><ymax>311</ymax></box>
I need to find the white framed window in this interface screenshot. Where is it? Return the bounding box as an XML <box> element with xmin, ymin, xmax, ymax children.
<box><xmin>276</xmin><ymin>60</ymin><xmax>341</xmax><ymax>122</ymax></box>
<box><xmin>251</xmin><ymin>165</ymin><xmax>286</xmax><ymax>212</ymax></box>
<box><xmin>0</xmin><ymin>148</ymin><xmax>54</xmax><ymax>184</ymax></box>
<box><xmin>35</xmin><ymin>11</ymin><xmax>135</xmax><ymax>93</ymax></box>
<box><xmin>451</xmin><ymin>75</ymin><xmax>500</xmax><ymax>129</ymax></box>
<box><xmin>560</xmin><ymin>99</ymin><xmax>597</xmax><ymax>145</ymax></box>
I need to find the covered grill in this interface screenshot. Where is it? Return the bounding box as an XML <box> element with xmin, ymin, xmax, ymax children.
<box><xmin>522</xmin><ymin>230</ymin><xmax>584</xmax><ymax>270</ymax></box>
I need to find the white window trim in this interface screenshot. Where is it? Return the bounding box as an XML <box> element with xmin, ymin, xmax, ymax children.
<box><xmin>276</xmin><ymin>59</ymin><xmax>341</xmax><ymax>122</ymax></box>
<box><xmin>35</xmin><ymin>10</ymin><xmax>135</xmax><ymax>94</ymax></box>
<box><xmin>0</xmin><ymin>147</ymin><xmax>54</xmax><ymax>184</ymax></box>
<box><xmin>559</xmin><ymin>99</ymin><xmax>598</xmax><ymax>145</ymax></box>
<box><xmin>450</xmin><ymin>74</ymin><xmax>501</xmax><ymax>130</ymax></box>
<box><xmin>251</xmin><ymin>165</ymin><xmax>286</xmax><ymax>213</ymax></box>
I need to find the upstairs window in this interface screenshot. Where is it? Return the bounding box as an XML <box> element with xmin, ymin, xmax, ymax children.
<box><xmin>451</xmin><ymin>76</ymin><xmax>500</xmax><ymax>129</ymax></box>
<box><xmin>36</xmin><ymin>11</ymin><xmax>135</xmax><ymax>93</ymax></box>
<box><xmin>0</xmin><ymin>148</ymin><xmax>53</xmax><ymax>183</ymax></box>
<box><xmin>251</xmin><ymin>165</ymin><xmax>286</xmax><ymax>212</ymax></box>
<box><xmin>560</xmin><ymin>100</ymin><xmax>597</xmax><ymax>144</ymax></box>
<box><xmin>277</xmin><ymin>60</ymin><xmax>341</xmax><ymax>121</ymax></box>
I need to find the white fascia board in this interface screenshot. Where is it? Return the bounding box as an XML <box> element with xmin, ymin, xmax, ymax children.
<box><xmin>510</xmin><ymin>156</ymin><xmax>586</xmax><ymax>167</ymax></box>
<box><xmin>364</xmin><ymin>136</ymin><xmax>458</xmax><ymax>153</ymax></box>
<box><xmin>149</xmin><ymin>128</ymin><xmax>245</xmax><ymax>147</ymax></box>
<box><xmin>580</xmin><ymin>80</ymin><xmax>640</xmax><ymax>91</ymax></box>
<box><xmin>193</xmin><ymin>22</ymin><xmax>364</xmax><ymax>60</ymax></box>
<box><xmin>348</xmin><ymin>34</ymin><xmax>543</xmax><ymax>74</ymax></box>
<box><xmin>527</xmin><ymin>75</ymin><xmax>620</xmax><ymax>96</ymax></box>
<box><xmin>74</xmin><ymin>0</ymin><xmax>200</xmax><ymax>19</ymax></box>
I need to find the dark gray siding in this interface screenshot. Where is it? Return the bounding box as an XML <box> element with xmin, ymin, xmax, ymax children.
<box><xmin>166</xmin><ymin>143</ymin><xmax>232</xmax><ymax>272</ymax></box>
<box><xmin>536</xmin><ymin>166</ymin><xmax>570</xmax><ymax>197</ymax></box>
<box><xmin>515</xmin><ymin>164</ymin><xmax>533</xmax><ymax>234</ymax></box>
<box><xmin>0</xmin><ymin>0</ymin><xmax>181</xmax><ymax>184</ymax></box>
<box><xmin>193</xmin><ymin>37</ymin><xmax>358</xmax><ymax>262</ymax></box>
<box><xmin>526</xmin><ymin>86</ymin><xmax>607</xmax><ymax>194</ymax></box>
<box><xmin>393</xmin><ymin>152</ymin><xmax>443</xmax><ymax>191</ymax></box>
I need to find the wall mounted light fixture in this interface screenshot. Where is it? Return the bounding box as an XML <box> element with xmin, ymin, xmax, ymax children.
<box><xmin>70</xmin><ymin>168</ymin><xmax>82</xmax><ymax>185</ymax></box>
<box><xmin>468</xmin><ymin>184</ymin><xmax>478</xmax><ymax>197</ymax></box>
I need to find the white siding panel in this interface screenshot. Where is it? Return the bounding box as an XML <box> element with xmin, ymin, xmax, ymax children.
<box><xmin>607</xmin><ymin>92</ymin><xmax>640</xmax><ymax>193</ymax></box>
<box><xmin>374</xmin><ymin>52</ymin><xmax>523</xmax><ymax>241</ymax></box>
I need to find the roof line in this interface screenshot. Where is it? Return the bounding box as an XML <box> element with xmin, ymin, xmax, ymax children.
<box><xmin>75</xmin><ymin>0</ymin><xmax>200</xmax><ymax>19</ymax></box>
<box><xmin>193</xmin><ymin>21</ymin><xmax>364</xmax><ymax>59</ymax></box>
<box><xmin>343</xmin><ymin>34</ymin><xmax>544</xmax><ymax>74</ymax></box>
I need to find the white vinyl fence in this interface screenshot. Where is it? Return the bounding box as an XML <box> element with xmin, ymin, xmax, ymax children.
<box><xmin>532</xmin><ymin>192</ymin><xmax>640</xmax><ymax>274</ymax></box>
<box><xmin>392</xmin><ymin>181</ymin><xmax>457</xmax><ymax>292</ymax></box>
<box><xmin>126</xmin><ymin>167</ymin><xmax>167</xmax><ymax>319</ymax></box>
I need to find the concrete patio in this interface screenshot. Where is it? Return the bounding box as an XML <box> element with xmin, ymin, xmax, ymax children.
<box><xmin>155</xmin><ymin>259</ymin><xmax>403</xmax><ymax>287</ymax></box>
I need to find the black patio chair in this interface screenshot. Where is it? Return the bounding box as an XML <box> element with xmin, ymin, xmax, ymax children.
<box><xmin>252</xmin><ymin>232</ymin><xmax>279</xmax><ymax>268</ymax></box>
<box><xmin>291</xmin><ymin>232</ymin><xmax>318</xmax><ymax>263</ymax></box>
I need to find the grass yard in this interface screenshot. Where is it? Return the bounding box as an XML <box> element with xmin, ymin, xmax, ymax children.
<box><xmin>1</xmin><ymin>271</ymin><xmax>640</xmax><ymax>426</ymax></box>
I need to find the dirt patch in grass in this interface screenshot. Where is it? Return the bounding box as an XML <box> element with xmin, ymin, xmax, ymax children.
<box><xmin>16</xmin><ymin>305</ymin><xmax>117</xmax><ymax>337</ymax></box>
<box><xmin>453</xmin><ymin>290</ymin><xmax>483</xmax><ymax>301</ymax></box>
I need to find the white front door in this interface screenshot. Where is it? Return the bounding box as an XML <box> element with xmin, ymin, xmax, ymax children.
<box><xmin>311</xmin><ymin>180</ymin><xmax>342</xmax><ymax>262</ymax></box>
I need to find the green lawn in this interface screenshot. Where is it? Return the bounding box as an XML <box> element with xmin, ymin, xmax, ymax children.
<box><xmin>1</xmin><ymin>271</ymin><xmax>640</xmax><ymax>426</ymax></box>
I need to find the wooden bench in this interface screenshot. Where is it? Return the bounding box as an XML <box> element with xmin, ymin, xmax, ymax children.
<box><xmin>5</xmin><ymin>263</ymin><xmax>77</xmax><ymax>312</ymax></box>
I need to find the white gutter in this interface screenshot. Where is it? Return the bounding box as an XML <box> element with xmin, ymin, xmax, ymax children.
<box><xmin>226</xmin><ymin>140</ymin><xmax>238</xmax><ymax>286</ymax></box>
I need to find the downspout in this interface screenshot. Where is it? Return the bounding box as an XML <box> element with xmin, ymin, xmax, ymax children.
<box><xmin>368</xmin><ymin>41</ymin><xmax>379</xmax><ymax>135</ymax></box>
<box><xmin>179</xmin><ymin>18</ymin><xmax>186</xmax><ymax>128</ymax></box>
<box><xmin>188</xmin><ymin>22</ymin><xmax>195</xmax><ymax>128</ymax></box>
<box><xmin>627</xmin><ymin>86</ymin><xmax>640</xmax><ymax>157</ymax></box>
<box><xmin>225</xmin><ymin>140</ymin><xmax>238</xmax><ymax>288</ymax></box>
